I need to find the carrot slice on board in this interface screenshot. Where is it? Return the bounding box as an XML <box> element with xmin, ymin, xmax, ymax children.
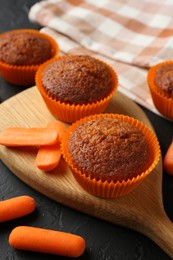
<box><xmin>35</xmin><ymin>121</ymin><xmax>66</xmax><ymax>171</ymax></box>
<box><xmin>0</xmin><ymin>127</ymin><xmax>59</xmax><ymax>146</ymax></box>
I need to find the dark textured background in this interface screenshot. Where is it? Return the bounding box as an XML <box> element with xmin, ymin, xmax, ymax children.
<box><xmin>0</xmin><ymin>1</ymin><xmax>173</xmax><ymax>259</ymax></box>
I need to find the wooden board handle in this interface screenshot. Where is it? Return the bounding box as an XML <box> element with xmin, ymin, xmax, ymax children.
<box><xmin>143</xmin><ymin>212</ymin><xmax>173</xmax><ymax>258</ymax></box>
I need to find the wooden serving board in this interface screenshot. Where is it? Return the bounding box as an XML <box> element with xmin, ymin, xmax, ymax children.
<box><xmin>0</xmin><ymin>86</ymin><xmax>173</xmax><ymax>258</ymax></box>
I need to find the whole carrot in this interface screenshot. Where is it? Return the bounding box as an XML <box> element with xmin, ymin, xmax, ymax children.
<box><xmin>0</xmin><ymin>196</ymin><xmax>36</xmax><ymax>222</ymax></box>
<box><xmin>35</xmin><ymin>121</ymin><xmax>66</xmax><ymax>171</ymax></box>
<box><xmin>163</xmin><ymin>140</ymin><xmax>173</xmax><ymax>175</ymax></box>
<box><xmin>0</xmin><ymin>127</ymin><xmax>59</xmax><ymax>146</ymax></box>
<box><xmin>9</xmin><ymin>226</ymin><xmax>86</xmax><ymax>257</ymax></box>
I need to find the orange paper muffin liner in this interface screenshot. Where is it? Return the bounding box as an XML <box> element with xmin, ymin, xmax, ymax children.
<box><xmin>0</xmin><ymin>29</ymin><xmax>59</xmax><ymax>86</ymax></box>
<box><xmin>61</xmin><ymin>113</ymin><xmax>160</xmax><ymax>199</ymax></box>
<box><xmin>36</xmin><ymin>56</ymin><xmax>118</xmax><ymax>123</ymax></box>
<box><xmin>147</xmin><ymin>61</ymin><xmax>173</xmax><ymax>121</ymax></box>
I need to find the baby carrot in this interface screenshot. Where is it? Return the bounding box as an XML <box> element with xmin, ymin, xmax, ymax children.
<box><xmin>46</xmin><ymin>120</ymin><xmax>66</xmax><ymax>141</ymax></box>
<box><xmin>0</xmin><ymin>127</ymin><xmax>59</xmax><ymax>146</ymax></box>
<box><xmin>163</xmin><ymin>140</ymin><xmax>173</xmax><ymax>175</ymax></box>
<box><xmin>9</xmin><ymin>226</ymin><xmax>86</xmax><ymax>257</ymax></box>
<box><xmin>0</xmin><ymin>196</ymin><xmax>36</xmax><ymax>222</ymax></box>
<box><xmin>35</xmin><ymin>121</ymin><xmax>66</xmax><ymax>171</ymax></box>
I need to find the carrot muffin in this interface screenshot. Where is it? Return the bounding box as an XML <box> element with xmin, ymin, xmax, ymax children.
<box><xmin>36</xmin><ymin>55</ymin><xmax>118</xmax><ymax>122</ymax></box>
<box><xmin>0</xmin><ymin>29</ymin><xmax>59</xmax><ymax>86</ymax></box>
<box><xmin>154</xmin><ymin>63</ymin><xmax>173</xmax><ymax>98</ymax></box>
<box><xmin>61</xmin><ymin>114</ymin><xmax>160</xmax><ymax>198</ymax></box>
<box><xmin>148</xmin><ymin>61</ymin><xmax>173</xmax><ymax>120</ymax></box>
<box><xmin>68</xmin><ymin>118</ymin><xmax>149</xmax><ymax>182</ymax></box>
<box><xmin>42</xmin><ymin>55</ymin><xmax>115</xmax><ymax>105</ymax></box>
<box><xmin>0</xmin><ymin>31</ymin><xmax>53</xmax><ymax>65</ymax></box>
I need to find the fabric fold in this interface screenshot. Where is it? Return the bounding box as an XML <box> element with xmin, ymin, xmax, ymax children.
<box><xmin>29</xmin><ymin>0</ymin><xmax>173</xmax><ymax>68</ymax></box>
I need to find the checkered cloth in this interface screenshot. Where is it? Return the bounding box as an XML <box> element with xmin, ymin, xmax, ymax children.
<box><xmin>29</xmin><ymin>0</ymin><xmax>173</xmax><ymax>118</ymax></box>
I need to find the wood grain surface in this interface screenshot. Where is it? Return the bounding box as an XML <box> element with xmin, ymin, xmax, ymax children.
<box><xmin>0</xmin><ymin>86</ymin><xmax>173</xmax><ymax>258</ymax></box>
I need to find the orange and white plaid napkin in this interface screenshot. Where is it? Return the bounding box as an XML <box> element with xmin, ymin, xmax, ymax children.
<box><xmin>29</xmin><ymin>0</ymin><xmax>173</xmax><ymax>117</ymax></box>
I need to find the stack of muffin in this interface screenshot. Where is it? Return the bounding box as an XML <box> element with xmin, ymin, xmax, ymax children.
<box><xmin>35</xmin><ymin>53</ymin><xmax>160</xmax><ymax>199</ymax></box>
<box><xmin>0</xmin><ymin>29</ymin><xmax>160</xmax><ymax>199</ymax></box>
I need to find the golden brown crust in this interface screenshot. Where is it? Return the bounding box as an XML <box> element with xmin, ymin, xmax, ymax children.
<box><xmin>155</xmin><ymin>63</ymin><xmax>173</xmax><ymax>98</ymax></box>
<box><xmin>68</xmin><ymin>118</ymin><xmax>149</xmax><ymax>182</ymax></box>
<box><xmin>0</xmin><ymin>31</ymin><xmax>52</xmax><ymax>65</ymax></box>
<box><xmin>42</xmin><ymin>55</ymin><xmax>114</xmax><ymax>105</ymax></box>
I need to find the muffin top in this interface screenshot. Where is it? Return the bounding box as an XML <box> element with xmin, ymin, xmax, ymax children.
<box><xmin>42</xmin><ymin>55</ymin><xmax>115</xmax><ymax>105</ymax></box>
<box><xmin>0</xmin><ymin>30</ymin><xmax>53</xmax><ymax>65</ymax></box>
<box><xmin>154</xmin><ymin>63</ymin><xmax>173</xmax><ymax>98</ymax></box>
<box><xmin>68</xmin><ymin>117</ymin><xmax>149</xmax><ymax>182</ymax></box>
